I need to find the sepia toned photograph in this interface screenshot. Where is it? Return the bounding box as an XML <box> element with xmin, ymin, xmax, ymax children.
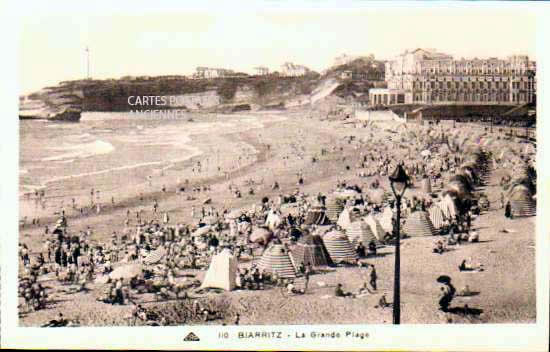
<box><xmin>14</xmin><ymin>7</ymin><xmax>539</xmax><ymax>329</ymax></box>
<box><xmin>4</xmin><ymin>2</ymin><xmax>548</xmax><ymax>350</ymax></box>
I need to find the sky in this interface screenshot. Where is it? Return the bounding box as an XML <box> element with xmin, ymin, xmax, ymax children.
<box><xmin>16</xmin><ymin>1</ymin><xmax>537</xmax><ymax>94</ymax></box>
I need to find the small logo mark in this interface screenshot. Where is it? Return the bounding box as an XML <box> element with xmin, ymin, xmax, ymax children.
<box><xmin>184</xmin><ymin>332</ymin><xmax>200</xmax><ymax>342</ymax></box>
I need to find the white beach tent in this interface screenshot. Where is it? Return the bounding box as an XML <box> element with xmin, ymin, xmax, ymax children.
<box><xmin>438</xmin><ymin>194</ymin><xmax>457</xmax><ymax>220</ymax></box>
<box><xmin>363</xmin><ymin>214</ymin><xmax>386</xmax><ymax>241</ymax></box>
<box><xmin>337</xmin><ymin>207</ymin><xmax>354</xmax><ymax>230</ymax></box>
<box><xmin>200</xmin><ymin>249</ymin><xmax>238</xmax><ymax>291</ymax></box>
<box><xmin>265</xmin><ymin>209</ymin><xmax>283</xmax><ymax>231</ymax></box>
<box><xmin>378</xmin><ymin>207</ymin><xmax>394</xmax><ymax>233</ymax></box>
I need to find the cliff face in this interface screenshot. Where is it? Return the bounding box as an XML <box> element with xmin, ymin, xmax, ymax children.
<box><xmin>20</xmin><ymin>85</ymin><xmax>83</xmax><ymax>120</ymax></box>
<box><xmin>21</xmin><ymin>71</ymin><xmax>384</xmax><ymax>116</ymax></box>
<box><xmin>29</xmin><ymin>74</ymin><xmax>323</xmax><ymax>112</ymax></box>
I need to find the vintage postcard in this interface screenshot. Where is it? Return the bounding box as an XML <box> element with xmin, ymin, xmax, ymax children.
<box><xmin>1</xmin><ymin>1</ymin><xmax>549</xmax><ymax>350</ymax></box>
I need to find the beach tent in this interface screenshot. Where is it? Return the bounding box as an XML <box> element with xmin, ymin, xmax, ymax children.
<box><xmin>200</xmin><ymin>249</ymin><xmax>238</xmax><ymax>291</ymax></box>
<box><xmin>312</xmin><ymin>225</ymin><xmax>333</xmax><ymax>238</ymax></box>
<box><xmin>378</xmin><ymin>207</ymin><xmax>394</xmax><ymax>233</ymax></box>
<box><xmin>428</xmin><ymin>206</ymin><xmax>446</xmax><ymax>231</ymax></box>
<box><xmin>265</xmin><ymin>210</ymin><xmax>283</xmax><ymax>231</ymax></box>
<box><xmin>143</xmin><ymin>246</ymin><xmax>167</xmax><ymax>265</ymax></box>
<box><xmin>403</xmin><ymin>210</ymin><xmax>437</xmax><ymax>237</ymax></box>
<box><xmin>337</xmin><ymin>207</ymin><xmax>355</xmax><ymax>230</ymax></box>
<box><xmin>325</xmin><ymin>197</ymin><xmax>344</xmax><ymax>223</ymax></box>
<box><xmin>290</xmin><ymin>234</ymin><xmax>332</xmax><ymax>268</ymax></box>
<box><xmin>509</xmin><ymin>184</ymin><xmax>536</xmax><ymax>218</ymax></box>
<box><xmin>304</xmin><ymin>206</ymin><xmax>330</xmax><ymax>225</ymax></box>
<box><xmin>257</xmin><ymin>244</ymin><xmax>297</xmax><ymax>278</ymax></box>
<box><xmin>523</xmin><ymin>143</ymin><xmax>536</xmax><ymax>155</ymax></box>
<box><xmin>363</xmin><ymin>215</ymin><xmax>386</xmax><ymax>241</ymax></box>
<box><xmin>438</xmin><ymin>194</ymin><xmax>457</xmax><ymax>219</ymax></box>
<box><xmin>346</xmin><ymin>221</ymin><xmax>378</xmax><ymax>246</ymax></box>
<box><xmin>421</xmin><ymin>177</ymin><xmax>432</xmax><ymax>193</ymax></box>
<box><xmin>322</xmin><ymin>230</ymin><xmax>358</xmax><ymax>264</ymax></box>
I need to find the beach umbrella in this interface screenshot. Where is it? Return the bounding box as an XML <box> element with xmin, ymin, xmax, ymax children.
<box><xmin>110</xmin><ymin>263</ymin><xmax>143</xmax><ymax>279</ymax></box>
<box><xmin>193</xmin><ymin>225</ymin><xmax>212</xmax><ymax>237</ymax></box>
<box><xmin>143</xmin><ymin>246</ymin><xmax>167</xmax><ymax>265</ymax></box>
<box><xmin>436</xmin><ymin>275</ymin><xmax>451</xmax><ymax>284</ymax></box>
<box><xmin>249</xmin><ymin>227</ymin><xmax>273</xmax><ymax>244</ymax></box>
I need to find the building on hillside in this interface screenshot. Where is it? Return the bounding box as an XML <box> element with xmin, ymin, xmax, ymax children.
<box><xmin>341</xmin><ymin>70</ymin><xmax>353</xmax><ymax>80</ymax></box>
<box><xmin>369</xmin><ymin>88</ymin><xmax>406</xmax><ymax>106</ymax></box>
<box><xmin>371</xmin><ymin>48</ymin><xmax>536</xmax><ymax>106</ymax></box>
<box><xmin>194</xmin><ymin>67</ymin><xmax>235</xmax><ymax>79</ymax></box>
<box><xmin>280</xmin><ymin>62</ymin><xmax>309</xmax><ymax>77</ymax></box>
<box><xmin>254</xmin><ymin>66</ymin><xmax>270</xmax><ymax>76</ymax></box>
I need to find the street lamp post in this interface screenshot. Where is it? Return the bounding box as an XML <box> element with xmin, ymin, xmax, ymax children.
<box><xmin>389</xmin><ymin>163</ymin><xmax>410</xmax><ymax>325</ymax></box>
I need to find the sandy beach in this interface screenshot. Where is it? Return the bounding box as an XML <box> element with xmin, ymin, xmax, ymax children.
<box><xmin>17</xmin><ymin>108</ymin><xmax>536</xmax><ymax>326</ymax></box>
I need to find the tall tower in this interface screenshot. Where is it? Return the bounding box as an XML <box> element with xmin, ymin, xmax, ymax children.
<box><xmin>85</xmin><ymin>47</ymin><xmax>90</xmax><ymax>79</ymax></box>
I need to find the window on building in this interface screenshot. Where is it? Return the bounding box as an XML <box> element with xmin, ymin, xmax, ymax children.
<box><xmin>398</xmin><ymin>94</ymin><xmax>405</xmax><ymax>104</ymax></box>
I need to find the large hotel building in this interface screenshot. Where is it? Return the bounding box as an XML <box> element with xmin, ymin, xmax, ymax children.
<box><xmin>369</xmin><ymin>48</ymin><xmax>536</xmax><ymax>106</ymax></box>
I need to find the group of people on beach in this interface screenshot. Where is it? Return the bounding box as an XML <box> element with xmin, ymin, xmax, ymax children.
<box><xmin>18</xmin><ymin>119</ymin><xmax>535</xmax><ymax>325</ymax></box>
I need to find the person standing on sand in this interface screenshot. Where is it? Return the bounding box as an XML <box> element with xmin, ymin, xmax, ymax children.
<box><xmin>369</xmin><ymin>264</ymin><xmax>377</xmax><ymax>291</ymax></box>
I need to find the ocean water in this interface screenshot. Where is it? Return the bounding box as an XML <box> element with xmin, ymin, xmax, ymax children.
<box><xmin>19</xmin><ymin>111</ymin><xmax>285</xmax><ymax>199</ymax></box>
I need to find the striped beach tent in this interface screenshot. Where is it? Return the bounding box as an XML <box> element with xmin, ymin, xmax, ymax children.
<box><xmin>363</xmin><ymin>215</ymin><xmax>386</xmax><ymax>241</ymax></box>
<box><xmin>290</xmin><ymin>234</ymin><xmax>332</xmax><ymax>268</ymax></box>
<box><xmin>438</xmin><ymin>194</ymin><xmax>457</xmax><ymax>220</ymax></box>
<box><xmin>325</xmin><ymin>197</ymin><xmax>344</xmax><ymax>223</ymax></box>
<box><xmin>428</xmin><ymin>206</ymin><xmax>446</xmax><ymax>231</ymax></box>
<box><xmin>403</xmin><ymin>210</ymin><xmax>437</xmax><ymax>237</ymax></box>
<box><xmin>421</xmin><ymin>177</ymin><xmax>432</xmax><ymax>193</ymax></box>
<box><xmin>257</xmin><ymin>244</ymin><xmax>297</xmax><ymax>278</ymax></box>
<box><xmin>143</xmin><ymin>246</ymin><xmax>167</xmax><ymax>265</ymax></box>
<box><xmin>346</xmin><ymin>221</ymin><xmax>378</xmax><ymax>246</ymax></box>
<box><xmin>322</xmin><ymin>230</ymin><xmax>358</xmax><ymax>264</ymax></box>
<box><xmin>509</xmin><ymin>185</ymin><xmax>536</xmax><ymax>218</ymax></box>
<box><xmin>304</xmin><ymin>206</ymin><xmax>330</xmax><ymax>225</ymax></box>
